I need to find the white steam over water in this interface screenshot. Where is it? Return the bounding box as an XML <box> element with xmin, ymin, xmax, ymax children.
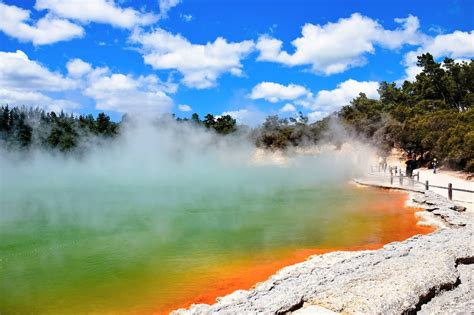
<box><xmin>0</xmin><ymin>119</ymin><xmax>375</xmax><ymax>227</ymax></box>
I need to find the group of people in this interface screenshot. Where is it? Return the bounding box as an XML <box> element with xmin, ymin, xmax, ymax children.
<box><xmin>405</xmin><ymin>156</ymin><xmax>439</xmax><ymax>176</ymax></box>
<box><xmin>377</xmin><ymin>154</ymin><xmax>439</xmax><ymax>177</ymax></box>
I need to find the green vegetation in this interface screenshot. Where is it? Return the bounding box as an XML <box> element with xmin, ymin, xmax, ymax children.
<box><xmin>1</xmin><ymin>53</ymin><xmax>472</xmax><ymax>171</ymax></box>
<box><xmin>0</xmin><ymin>107</ymin><xmax>118</xmax><ymax>151</ymax></box>
<box><xmin>177</xmin><ymin>113</ymin><xmax>238</xmax><ymax>134</ymax></box>
<box><xmin>0</xmin><ymin>107</ymin><xmax>239</xmax><ymax>151</ymax></box>
<box><xmin>252</xmin><ymin>53</ymin><xmax>474</xmax><ymax>172</ymax></box>
<box><xmin>254</xmin><ymin>112</ymin><xmax>331</xmax><ymax>149</ymax></box>
<box><xmin>338</xmin><ymin>54</ymin><xmax>473</xmax><ymax>172</ymax></box>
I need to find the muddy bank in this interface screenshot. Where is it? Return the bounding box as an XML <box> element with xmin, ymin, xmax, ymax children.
<box><xmin>172</xmin><ymin>180</ymin><xmax>473</xmax><ymax>314</ymax></box>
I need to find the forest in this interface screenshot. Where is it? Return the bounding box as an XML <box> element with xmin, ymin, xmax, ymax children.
<box><xmin>1</xmin><ymin>53</ymin><xmax>473</xmax><ymax>171</ymax></box>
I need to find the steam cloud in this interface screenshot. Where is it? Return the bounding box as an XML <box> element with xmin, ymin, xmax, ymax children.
<box><xmin>0</xmin><ymin>118</ymin><xmax>375</xmax><ymax>227</ymax></box>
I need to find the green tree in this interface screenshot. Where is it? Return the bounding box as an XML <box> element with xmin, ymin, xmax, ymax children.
<box><xmin>213</xmin><ymin>115</ymin><xmax>236</xmax><ymax>134</ymax></box>
<box><xmin>203</xmin><ymin>114</ymin><xmax>216</xmax><ymax>128</ymax></box>
<box><xmin>191</xmin><ymin>113</ymin><xmax>201</xmax><ymax>124</ymax></box>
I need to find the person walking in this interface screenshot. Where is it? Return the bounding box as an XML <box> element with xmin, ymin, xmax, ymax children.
<box><xmin>378</xmin><ymin>156</ymin><xmax>384</xmax><ymax>172</ymax></box>
<box><xmin>405</xmin><ymin>156</ymin><xmax>416</xmax><ymax>178</ymax></box>
<box><xmin>432</xmin><ymin>158</ymin><xmax>438</xmax><ymax>174</ymax></box>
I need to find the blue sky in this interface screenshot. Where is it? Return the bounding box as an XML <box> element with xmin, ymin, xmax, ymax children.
<box><xmin>0</xmin><ymin>0</ymin><xmax>473</xmax><ymax>124</ymax></box>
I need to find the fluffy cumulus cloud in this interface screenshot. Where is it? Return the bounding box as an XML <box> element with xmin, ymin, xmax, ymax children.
<box><xmin>279</xmin><ymin>103</ymin><xmax>296</xmax><ymax>113</ymax></box>
<box><xmin>83</xmin><ymin>66</ymin><xmax>174</xmax><ymax>114</ymax></box>
<box><xmin>0</xmin><ymin>0</ymin><xmax>158</xmax><ymax>45</ymax></box>
<box><xmin>256</xmin><ymin>13</ymin><xmax>426</xmax><ymax>75</ymax></box>
<box><xmin>307</xmin><ymin>111</ymin><xmax>328</xmax><ymax>123</ymax></box>
<box><xmin>0</xmin><ymin>89</ymin><xmax>80</xmax><ymax>113</ymax></box>
<box><xmin>0</xmin><ymin>51</ymin><xmax>175</xmax><ymax>115</ymax></box>
<box><xmin>423</xmin><ymin>31</ymin><xmax>474</xmax><ymax>58</ymax></box>
<box><xmin>249</xmin><ymin>82</ymin><xmax>309</xmax><ymax>103</ymax></box>
<box><xmin>35</xmin><ymin>0</ymin><xmax>157</xmax><ymax>29</ymax></box>
<box><xmin>246</xmin><ymin>79</ymin><xmax>378</xmax><ymax>122</ymax></box>
<box><xmin>66</xmin><ymin>58</ymin><xmax>177</xmax><ymax>114</ymax></box>
<box><xmin>0</xmin><ymin>50</ymin><xmax>79</xmax><ymax>111</ymax></box>
<box><xmin>221</xmin><ymin>108</ymin><xmax>266</xmax><ymax>126</ymax></box>
<box><xmin>0</xmin><ymin>50</ymin><xmax>77</xmax><ymax>91</ymax></box>
<box><xmin>131</xmin><ymin>28</ymin><xmax>254</xmax><ymax>89</ymax></box>
<box><xmin>178</xmin><ymin>104</ymin><xmax>192</xmax><ymax>112</ymax></box>
<box><xmin>297</xmin><ymin>79</ymin><xmax>379</xmax><ymax>120</ymax></box>
<box><xmin>400</xmin><ymin>30</ymin><xmax>474</xmax><ymax>82</ymax></box>
<box><xmin>301</xmin><ymin>79</ymin><xmax>379</xmax><ymax>110</ymax></box>
<box><xmin>0</xmin><ymin>2</ymin><xmax>84</xmax><ymax>45</ymax></box>
<box><xmin>66</xmin><ymin>58</ymin><xmax>93</xmax><ymax>78</ymax></box>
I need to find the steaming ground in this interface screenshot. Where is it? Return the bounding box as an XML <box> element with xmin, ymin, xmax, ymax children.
<box><xmin>0</xmin><ymin>120</ymin><xmax>380</xmax><ymax>314</ymax></box>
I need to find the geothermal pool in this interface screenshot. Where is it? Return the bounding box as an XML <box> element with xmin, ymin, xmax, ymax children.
<box><xmin>0</xmin><ymin>183</ymin><xmax>432</xmax><ymax>314</ymax></box>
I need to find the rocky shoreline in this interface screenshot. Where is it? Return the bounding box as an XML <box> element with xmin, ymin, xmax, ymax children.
<box><xmin>173</xmin><ymin>179</ymin><xmax>473</xmax><ymax>314</ymax></box>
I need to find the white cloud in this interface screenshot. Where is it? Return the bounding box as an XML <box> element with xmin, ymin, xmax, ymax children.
<box><xmin>0</xmin><ymin>88</ymin><xmax>80</xmax><ymax>113</ymax></box>
<box><xmin>180</xmin><ymin>14</ymin><xmax>193</xmax><ymax>22</ymax></box>
<box><xmin>0</xmin><ymin>3</ymin><xmax>83</xmax><ymax>45</ymax></box>
<box><xmin>131</xmin><ymin>28</ymin><xmax>254</xmax><ymax>89</ymax></box>
<box><xmin>0</xmin><ymin>50</ymin><xmax>80</xmax><ymax>111</ymax></box>
<box><xmin>249</xmin><ymin>82</ymin><xmax>309</xmax><ymax>103</ymax></box>
<box><xmin>307</xmin><ymin>111</ymin><xmax>328</xmax><ymax>123</ymax></box>
<box><xmin>35</xmin><ymin>0</ymin><xmax>157</xmax><ymax>29</ymax></box>
<box><xmin>423</xmin><ymin>31</ymin><xmax>474</xmax><ymax>58</ymax></box>
<box><xmin>256</xmin><ymin>13</ymin><xmax>426</xmax><ymax>75</ymax></box>
<box><xmin>0</xmin><ymin>50</ymin><xmax>175</xmax><ymax>115</ymax></box>
<box><xmin>66</xmin><ymin>58</ymin><xmax>93</xmax><ymax>78</ymax></box>
<box><xmin>279</xmin><ymin>103</ymin><xmax>296</xmax><ymax>113</ymax></box>
<box><xmin>400</xmin><ymin>30</ymin><xmax>474</xmax><ymax>82</ymax></box>
<box><xmin>84</xmin><ymin>72</ymin><xmax>173</xmax><ymax>114</ymax></box>
<box><xmin>221</xmin><ymin>108</ymin><xmax>266</xmax><ymax>126</ymax></box>
<box><xmin>159</xmin><ymin>0</ymin><xmax>182</xmax><ymax>19</ymax></box>
<box><xmin>297</xmin><ymin>79</ymin><xmax>379</xmax><ymax>113</ymax></box>
<box><xmin>222</xmin><ymin>109</ymin><xmax>249</xmax><ymax>121</ymax></box>
<box><xmin>0</xmin><ymin>50</ymin><xmax>77</xmax><ymax>91</ymax></box>
<box><xmin>251</xmin><ymin>79</ymin><xmax>379</xmax><ymax>123</ymax></box>
<box><xmin>178</xmin><ymin>104</ymin><xmax>192</xmax><ymax>112</ymax></box>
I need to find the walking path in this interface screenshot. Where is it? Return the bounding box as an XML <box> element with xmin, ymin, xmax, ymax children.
<box><xmin>416</xmin><ymin>168</ymin><xmax>473</xmax><ymax>210</ymax></box>
<box><xmin>381</xmin><ymin>149</ymin><xmax>473</xmax><ymax>211</ymax></box>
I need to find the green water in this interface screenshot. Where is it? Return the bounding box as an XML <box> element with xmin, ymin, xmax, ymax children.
<box><xmin>0</xmin><ymin>181</ymin><xmax>422</xmax><ymax>314</ymax></box>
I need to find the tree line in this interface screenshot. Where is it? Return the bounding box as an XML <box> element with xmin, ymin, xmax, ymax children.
<box><xmin>1</xmin><ymin>53</ymin><xmax>472</xmax><ymax>171</ymax></box>
<box><xmin>0</xmin><ymin>107</ymin><xmax>118</xmax><ymax>151</ymax></box>
<box><xmin>338</xmin><ymin>54</ymin><xmax>473</xmax><ymax>172</ymax></box>
<box><xmin>0</xmin><ymin>107</ymin><xmax>239</xmax><ymax>151</ymax></box>
<box><xmin>176</xmin><ymin>113</ymin><xmax>238</xmax><ymax>134</ymax></box>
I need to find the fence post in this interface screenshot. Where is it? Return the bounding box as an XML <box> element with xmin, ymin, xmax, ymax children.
<box><xmin>448</xmin><ymin>183</ymin><xmax>453</xmax><ymax>200</ymax></box>
<box><xmin>416</xmin><ymin>173</ymin><xmax>419</xmax><ymax>181</ymax></box>
<box><xmin>425</xmin><ymin>180</ymin><xmax>429</xmax><ymax>190</ymax></box>
<box><xmin>390</xmin><ymin>173</ymin><xmax>393</xmax><ymax>185</ymax></box>
<box><xmin>399</xmin><ymin>173</ymin><xmax>403</xmax><ymax>185</ymax></box>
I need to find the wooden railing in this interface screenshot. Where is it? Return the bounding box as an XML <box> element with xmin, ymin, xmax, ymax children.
<box><xmin>371</xmin><ymin>165</ymin><xmax>473</xmax><ymax>201</ymax></box>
